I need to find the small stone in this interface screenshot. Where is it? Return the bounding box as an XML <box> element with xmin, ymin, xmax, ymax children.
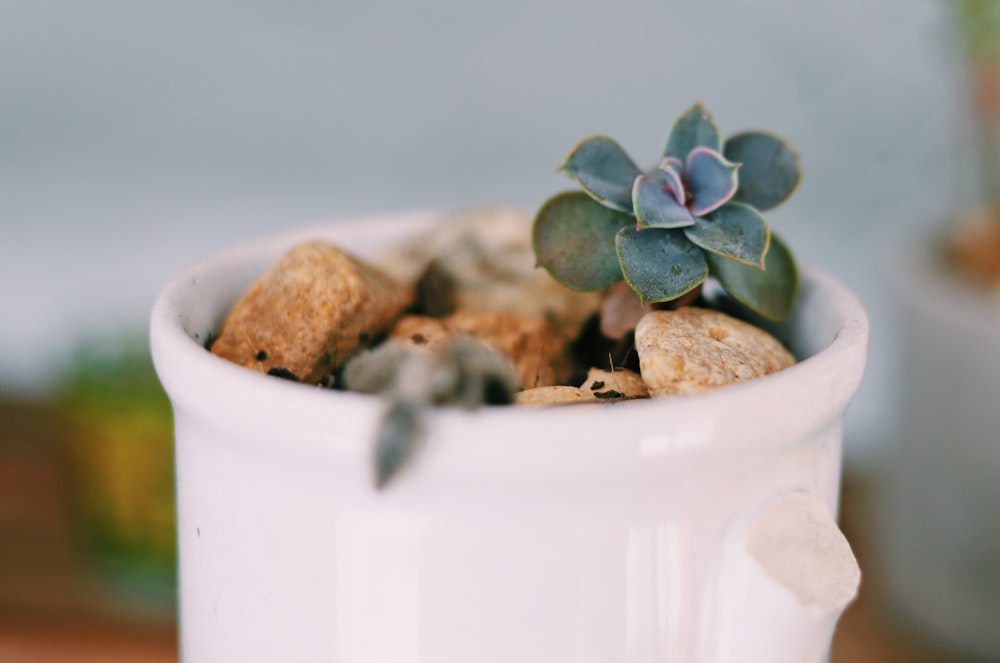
<box><xmin>376</xmin><ymin>207</ymin><xmax>603</xmax><ymax>339</ymax></box>
<box><xmin>581</xmin><ymin>367</ymin><xmax>648</xmax><ymax>399</ymax></box>
<box><xmin>390</xmin><ymin>310</ymin><xmax>573</xmax><ymax>389</ymax></box>
<box><xmin>211</xmin><ymin>241</ymin><xmax>414</xmax><ymax>383</ymax></box>
<box><xmin>390</xmin><ymin>316</ymin><xmax>450</xmax><ymax>349</ymax></box>
<box><xmin>513</xmin><ymin>386</ymin><xmax>591</xmax><ymax>406</ymax></box>
<box><xmin>635</xmin><ymin>307</ymin><xmax>795</xmax><ymax>396</ymax></box>
<box><xmin>513</xmin><ymin>366</ymin><xmax>648</xmax><ymax>406</ymax></box>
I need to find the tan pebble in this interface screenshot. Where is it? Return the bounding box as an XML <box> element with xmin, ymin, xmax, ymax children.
<box><xmin>635</xmin><ymin>307</ymin><xmax>795</xmax><ymax>396</ymax></box>
<box><xmin>390</xmin><ymin>316</ymin><xmax>449</xmax><ymax>348</ymax></box>
<box><xmin>389</xmin><ymin>310</ymin><xmax>573</xmax><ymax>388</ymax></box>
<box><xmin>580</xmin><ymin>367</ymin><xmax>649</xmax><ymax>399</ymax></box>
<box><xmin>514</xmin><ymin>367</ymin><xmax>649</xmax><ymax>406</ymax></box>
<box><xmin>211</xmin><ymin>241</ymin><xmax>414</xmax><ymax>383</ymax></box>
<box><xmin>513</xmin><ymin>386</ymin><xmax>591</xmax><ymax>406</ymax></box>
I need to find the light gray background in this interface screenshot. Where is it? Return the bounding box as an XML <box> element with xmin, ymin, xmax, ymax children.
<box><xmin>0</xmin><ymin>0</ymin><xmax>970</xmax><ymax>465</ymax></box>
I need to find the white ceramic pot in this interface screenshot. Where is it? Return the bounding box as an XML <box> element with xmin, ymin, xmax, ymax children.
<box><xmin>151</xmin><ymin>211</ymin><xmax>868</xmax><ymax>663</ymax></box>
<box><xmin>881</xmin><ymin>237</ymin><xmax>1000</xmax><ymax>658</ymax></box>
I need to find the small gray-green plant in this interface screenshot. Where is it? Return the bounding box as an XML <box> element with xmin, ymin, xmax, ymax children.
<box><xmin>342</xmin><ymin>336</ymin><xmax>518</xmax><ymax>488</ymax></box>
<box><xmin>533</xmin><ymin>103</ymin><xmax>801</xmax><ymax>320</ymax></box>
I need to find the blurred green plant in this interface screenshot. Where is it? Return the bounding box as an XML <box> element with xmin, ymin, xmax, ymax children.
<box><xmin>954</xmin><ymin>0</ymin><xmax>1000</xmax><ymax>204</ymax></box>
<box><xmin>56</xmin><ymin>336</ymin><xmax>176</xmax><ymax>609</ymax></box>
<box><xmin>955</xmin><ymin>0</ymin><xmax>1000</xmax><ymax>62</ymax></box>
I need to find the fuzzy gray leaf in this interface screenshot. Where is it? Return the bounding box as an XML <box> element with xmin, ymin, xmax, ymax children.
<box><xmin>664</xmin><ymin>103</ymin><xmax>722</xmax><ymax>161</ymax></box>
<box><xmin>615</xmin><ymin>227</ymin><xmax>708</xmax><ymax>304</ymax></box>
<box><xmin>632</xmin><ymin>174</ymin><xmax>694</xmax><ymax>229</ymax></box>
<box><xmin>684</xmin><ymin>202</ymin><xmax>770</xmax><ymax>267</ymax></box>
<box><xmin>705</xmin><ymin>232</ymin><xmax>798</xmax><ymax>320</ymax></box>
<box><xmin>559</xmin><ymin>135</ymin><xmax>641</xmax><ymax>213</ymax></box>
<box><xmin>533</xmin><ymin>191</ymin><xmax>631</xmax><ymax>291</ymax></box>
<box><xmin>724</xmin><ymin>131</ymin><xmax>800</xmax><ymax>211</ymax></box>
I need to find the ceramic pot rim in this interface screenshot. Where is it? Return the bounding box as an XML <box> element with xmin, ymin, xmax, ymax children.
<box><xmin>151</xmin><ymin>210</ymin><xmax>869</xmax><ymax>473</ymax></box>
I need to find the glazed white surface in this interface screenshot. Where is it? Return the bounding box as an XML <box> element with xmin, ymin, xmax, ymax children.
<box><xmin>152</xmin><ymin>213</ymin><xmax>868</xmax><ymax>662</ymax></box>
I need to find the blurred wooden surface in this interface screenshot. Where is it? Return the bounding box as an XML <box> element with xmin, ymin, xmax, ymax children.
<box><xmin>0</xmin><ymin>396</ymin><xmax>977</xmax><ymax>662</ymax></box>
<box><xmin>0</xmin><ymin>397</ymin><xmax>176</xmax><ymax>662</ymax></box>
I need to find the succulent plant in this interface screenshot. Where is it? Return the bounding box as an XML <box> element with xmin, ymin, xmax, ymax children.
<box><xmin>533</xmin><ymin>103</ymin><xmax>801</xmax><ymax>320</ymax></box>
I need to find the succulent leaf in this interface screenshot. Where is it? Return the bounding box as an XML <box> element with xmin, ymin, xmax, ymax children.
<box><xmin>559</xmin><ymin>135</ymin><xmax>642</xmax><ymax>213</ymax></box>
<box><xmin>704</xmin><ymin>232</ymin><xmax>798</xmax><ymax>320</ymax></box>
<box><xmin>632</xmin><ymin>175</ymin><xmax>695</xmax><ymax>229</ymax></box>
<box><xmin>663</xmin><ymin>103</ymin><xmax>723</xmax><ymax>161</ymax></box>
<box><xmin>658</xmin><ymin>157</ymin><xmax>685</xmax><ymax>202</ymax></box>
<box><xmin>685</xmin><ymin>147</ymin><xmax>740</xmax><ymax>216</ymax></box>
<box><xmin>533</xmin><ymin>191</ymin><xmax>631</xmax><ymax>291</ymax></box>
<box><xmin>684</xmin><ymin>202</ymin><xmax>770</xmax><ymax>267</ymax></box>
<box><xmin>615</xmin><ymin>227</ymin><xmax>708</xmax><ymax>304</ymax></box>
<box><xmin>724</xmin><ymin>131</ymin><xmax>801</xmax><ymax>211</ymax></box>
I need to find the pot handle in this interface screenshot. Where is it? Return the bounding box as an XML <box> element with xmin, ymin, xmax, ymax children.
<box><xmin>706</xmin><ymin>492</ymin><xmax>860</xmax><ymax>663</ymax></box>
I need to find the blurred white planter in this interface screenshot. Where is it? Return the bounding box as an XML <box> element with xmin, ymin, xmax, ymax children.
<box><xmin>881</xmin><ymin>237</ymin><xmax>1000</xmax><ymax>659</ymax></box>
<box><xmin>150</xmin><ymin>211</ymin><xmax>868</xmax><ymax>663</ymax></box>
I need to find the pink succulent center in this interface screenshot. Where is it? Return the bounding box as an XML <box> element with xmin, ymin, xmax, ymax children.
<box><xmin>665</xmin><ymin>177</ymin><xmax>694</xmax><ymax>209</ymax></box>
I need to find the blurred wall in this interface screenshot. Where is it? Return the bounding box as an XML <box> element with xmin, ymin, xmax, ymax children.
<box><xmin>0</xmin><ymin>0</ymin><xmax>964</xmax><ymax>464</ymax></box>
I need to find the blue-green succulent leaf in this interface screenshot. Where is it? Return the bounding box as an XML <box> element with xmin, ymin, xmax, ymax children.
<box><xmin>633</xmin><ymin>175</ymin><xmax>694</xmax><ymax>229</ymax></box>
<box><xmin>615</xmin><ymin>227</ymin><xmax>708</xmax><ymax>304</ymax></box>
<box><xmin>533</xmin><ymin>191</ymin><xmax>631</xmax><ymax>291</ymax></box>
<box><xmin>658</xmin><ymin>157</ymin><xmax>685</xmax><ymax>203</ymax></box>
<box><xmin>661</xmin><ymin>156</ymin><xmax>683</xmax><ymax>171</ymax></box>
<box><xmin>645</xmin><ymin>166</ymin><xmax>669</xmax><ymax>187</ymax></box>
<box><xmin>559</xmin><ymin>135</ymin><xmax>642</xmax><ymax>213</ymax></box>
<box><xmin>705</xmin><ymin>232</ymin><xmax>798</xmax><ymax>320</ymax></box>
<box><xmin>684</xmin><ymin>201</ymin><xmax>770</xmax><ymax>267</ymax></box>
<box><xmin>663</xmin><ymin>103</ymin><xmax>723</xmax><ymax>161</ymax></box>
<box><xmin>686</xmin><ymin>147</ymin><xmax>740</xmax><ymax>216</ymax></box>
<box><xmin>723</xmin><ymin>131</ymin><xmax>801</xmax><ymax>211</ymax></box>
